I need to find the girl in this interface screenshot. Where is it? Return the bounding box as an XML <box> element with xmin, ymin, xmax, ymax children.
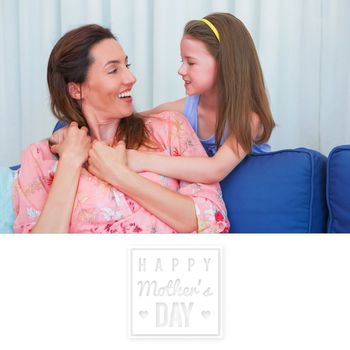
<box><xmin>127</xmin><ymin>12</ymin><xmax>275</xmax><ymax>183</ymax></box>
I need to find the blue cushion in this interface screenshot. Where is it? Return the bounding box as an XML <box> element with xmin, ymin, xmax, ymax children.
<box><xmin>53</xmin><ymin>120</ymin><xmax>66</xmax><ymax>132</ymax></box>
<box><xmin>10</xmin><ymin>164</ymin><xmax>20</xmax><ymax>171</ymax></box>
<box><xmin>327</xmin><ymin>145</ymin><xmax>350</xmax><ymax>233</ymax></box>
<box><xmin>220</xmin><ymin>148</ymin><xmax>328</xmax><ymax>233</ymax></box>
<box><xmin>0</xmin><ymin>167</ymin><xmax>16</xmax><ymax>233</ymax></box>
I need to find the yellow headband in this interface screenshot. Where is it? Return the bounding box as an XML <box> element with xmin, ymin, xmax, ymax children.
<box><xmin>200</xmin><ymin>18</ymin><xmax>220</xmax><ymax>42</ymax></box>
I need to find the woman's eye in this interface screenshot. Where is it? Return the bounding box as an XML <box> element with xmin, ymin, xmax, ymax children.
<box><xmin>108</xmin><ymin>68</ymin><xmax>118</xmax><ymax>74</ymax></box>
<box><xmin>126</xmin><ymin>63</ymin><xmax>131</xmax><ymax>69</ymax></box>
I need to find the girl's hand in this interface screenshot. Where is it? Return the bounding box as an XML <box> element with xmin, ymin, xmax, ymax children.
<box><xmin>88</xmin><ymin>140</ymin><xmax>129</xmax><ymax>184</ymax></box>
<box><xmin>50</xmin><ymin>122</ymin><xmax>91</xmax><ymax>166</ymax></box>
<box><xmin>49</xmin><ymin>126</ymin><xmax>68</xmax><ymax>146</ymax></box>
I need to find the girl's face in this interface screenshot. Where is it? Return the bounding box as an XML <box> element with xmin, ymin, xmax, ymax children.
<box><xmin>80</xmin><ymin>38</ymin><xmax>136</xmax><ymax>122</ymax></box>
<box><xmin>178</xmin><ymin>35</ymin><xmax>218</xmax><ymax>96</ymax></box>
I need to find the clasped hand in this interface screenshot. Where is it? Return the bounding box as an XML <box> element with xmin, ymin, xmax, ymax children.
<box><xmin>49</xmin><ymin>122</ymin><xmax>128</xmax><ymax>184</ymax></box>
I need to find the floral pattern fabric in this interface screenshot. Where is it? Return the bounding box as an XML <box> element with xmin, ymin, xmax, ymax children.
<box><xmin>13</xmin><ymin>111</ymin><xmax>230</xmax><ymax>233</ymax></box>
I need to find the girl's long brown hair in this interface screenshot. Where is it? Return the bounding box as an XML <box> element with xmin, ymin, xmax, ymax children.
<box><xmin>47</xmin><ymin>24</ymin><xmax>152</xmax><ymax>149</ymax></box>
<box><xmin>184</xmin><ymin>13</ymin><xmax>275</xmax><ymax>153</ymax></box>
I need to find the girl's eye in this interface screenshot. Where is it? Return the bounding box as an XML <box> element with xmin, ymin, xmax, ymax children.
<box><xmin>126</xmin><ymin>63</ymin><xmax>131</xmax><ymax>69</ymax></box>
<box><xmin>108</xmin><ymin>68</ymin><xmax>117</xmax><ymax>74</ymax></box>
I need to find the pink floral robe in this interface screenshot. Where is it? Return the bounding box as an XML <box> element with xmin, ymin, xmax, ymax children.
<box><xmin>13</xmin><ymin>111</ymin><xmax>230</xmax><ymax>233</ymax></box>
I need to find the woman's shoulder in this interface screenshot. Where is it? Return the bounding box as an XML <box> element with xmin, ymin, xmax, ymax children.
<box><xmin>140</xmin><ymin>97</ymin><xmax>186</xmax><ymax>115</ymax></box>
<box><xmin>144</xmin><ymin>111</ymin><xmax>200</xmax><ymax>154</ymax></box>
<box><xmin>146</xmin><ymin>110</ymin><xmax>192</xmax><ymax>129</ymax></box>
<box><xmin>16</xmin><ymin>140</ymin><xmax>56</xmax><ymax>183</ymax></box>
<box><xmin>21</xmin><ymin>139</ymin><xmax>54</xmax><ymax>162</ymax></box>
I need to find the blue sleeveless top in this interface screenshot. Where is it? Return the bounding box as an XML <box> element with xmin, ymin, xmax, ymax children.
<box><xmin>183</xmin><ymin>95</ymin><xmax>271</xmax><ymax>157</ymax></box>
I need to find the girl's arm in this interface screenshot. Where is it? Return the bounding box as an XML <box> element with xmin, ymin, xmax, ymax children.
<box><xmin>140</xmin><ymin>98</ymin><xmax>186</xmax><ymax>115</ymax></box>
<box><xmin>87</xmin><ymin>140</ymin><xmax>197</xmax><ymax>233</ymax></box>
<box><xmin>127</xmin><ymin>136</ymin><xmax>247</xmax><ymax>183</ymax></box>
<box><xmin>127</xmin><ymin>112</ymin><xmax>263</xmax><ymax>183</ymax></box>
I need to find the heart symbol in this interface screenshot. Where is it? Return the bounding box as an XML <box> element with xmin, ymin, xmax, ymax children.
<box><xmin>139</xmin><ymin>310</ymin><xmax>148</xmax><ymax>319</ymax></box>
<box><xmin>201</xmin><ymin>310</ymin><xmax>211</xmax><ymax>318</ymax></box>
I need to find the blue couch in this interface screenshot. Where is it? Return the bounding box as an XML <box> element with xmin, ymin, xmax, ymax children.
<box><xmin>1</xmin><ymin>146</ymin><xmax>349</xmax><ymax>233</ymax></box>
<box><xmin>221</xmin><ymin>148</ymin><xmax>327</xmax><ymax>233</ymax></box>
<box><xmin>327</xmin><ymin>145</ymin><xmax>350</xmax><ymax>233</ymax></box>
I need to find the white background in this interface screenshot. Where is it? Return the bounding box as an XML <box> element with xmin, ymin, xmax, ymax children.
<box><xmin>1</xmin><ymin>234</ymin><xmax>350</xmax><ymax>350</ymax></box>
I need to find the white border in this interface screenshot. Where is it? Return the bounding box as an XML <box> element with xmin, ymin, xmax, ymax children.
<box><xmin>128</xmin><ymin>245</ymin><xmax>223</xmax><ymax>339</ymax></box>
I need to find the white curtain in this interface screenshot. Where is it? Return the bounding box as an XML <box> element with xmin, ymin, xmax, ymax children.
<box><xmin>1</xmin><ymin>0</ymin><xmax>349</xmax><ymax>166</ymax></box>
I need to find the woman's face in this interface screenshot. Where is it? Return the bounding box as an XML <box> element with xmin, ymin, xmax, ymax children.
<box><xmin>80</xmin><ymin>38</ymin><xmax>136</xmax><ymax>122</ymax></box>
<box><xmin>178</xmin><ymin>35</ymin><xmax>218</xmax><ymax>96</ymax></box>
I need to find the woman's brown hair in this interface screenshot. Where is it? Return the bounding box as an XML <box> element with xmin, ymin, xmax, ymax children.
<box><xmin>47</xmin><ymin>24</ymin><xmax>152</xmax><ymax>149</ymax></box>
<box><xmin>184</xmin><ymin>13</ymin><xmax>275</xmax><ymax>153</ymax></box>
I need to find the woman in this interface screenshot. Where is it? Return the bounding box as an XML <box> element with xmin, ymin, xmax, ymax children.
<box><xmin>13</xmin><ymin>24</ymin><xmax>229</xmax><ymax>233</ymax></box>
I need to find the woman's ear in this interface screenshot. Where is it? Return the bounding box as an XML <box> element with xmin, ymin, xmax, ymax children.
<box><xmin>67</xmin><ymin>82</ymin><xmax>81</xmax><ymax>100</ymax></box>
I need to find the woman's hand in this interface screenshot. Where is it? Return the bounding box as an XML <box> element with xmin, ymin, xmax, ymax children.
<box><xmin>51</xmin><ymin>122</ymin><xmax>91</xmax><ymax>166</ymax></box>
<box><xmin>88</xmin><ymin>140</ymin><xmax>129</xmax><ymax>184</ymax></box>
